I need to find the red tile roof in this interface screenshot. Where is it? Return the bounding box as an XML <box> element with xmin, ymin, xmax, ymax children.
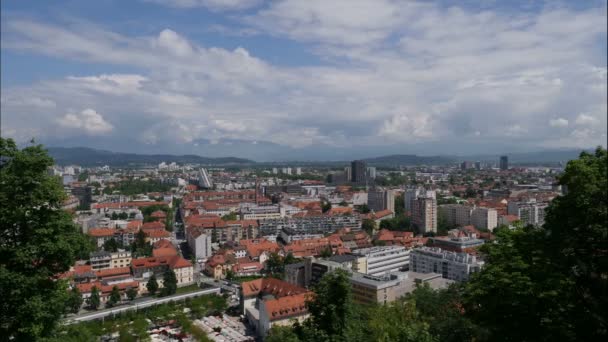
<box><xmin>241</xmin><ymin>277</ymin><xmax>308</xmax><ymax>298</ymax></box>
<box><xmin>88</xmin><ymin>228</ymin><xmax>116</xmax><ymax>237</ymax></box>
<box><xmin>145</xmin><ymin>230</ymin><xmax>171</xmax><ymax>239</ymax></box>
<box><xmin>142</xmin><ymin>221</ymin><xmax>165</xmax><ymax>230</ymax></box>
<box><xmin>96</xmin><ymin>267</ymin><xmax>131</xmax><ymax>279</ymax></box>
<box><xmin>131</xmin><ymin>255</ymin><xmax>191</xmax><ymax>270</ymax></box>
<box><xmin>264</xmin><ymin>292</ymin><xmax>311</xmax><ymax>322</ymax></box>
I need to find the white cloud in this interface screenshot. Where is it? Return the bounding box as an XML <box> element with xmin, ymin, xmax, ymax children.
<box><xmin>57</xmin><ymin>109</ymin><xmax>113</xmax><ymax>135</ymax></box>
<box><xmin>549</xmin><ymin>118</ymin><xmax>569</xmax><ymax>127</ymax></box>
<box><xmin>575</xmin><ymin>113</ymin><xmax>599</xmax><ymax>126</ymax></box>
<box><xmin>1</xmin><ymin>1</ymin><xmax>606</xmax><ymax>153</ymax></box>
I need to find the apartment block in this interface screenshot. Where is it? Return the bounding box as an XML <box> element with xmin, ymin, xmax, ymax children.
<box><xmin>351</xmin><ymin>246</ymin><xmax>410</xmax><ymax>276</ymax></box>
<box><xmin>410</xmin><ymin>247</ymin><xmax>483</xmax><ymax>282</ymax></box>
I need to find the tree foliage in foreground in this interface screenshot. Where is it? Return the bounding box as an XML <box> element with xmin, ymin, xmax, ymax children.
<box><xmin>0</xmin><ymin>138</ymin><xmax>91</xmax><ymax>339</ymax></box>
<box><xmin>463</xmin><ymin>147</ymin><xmax>607</xmax><ymax>341</ymax></box>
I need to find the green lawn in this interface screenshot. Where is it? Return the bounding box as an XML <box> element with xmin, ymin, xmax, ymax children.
<box><xmin>231</xmin><ymin>275</ymin><xmax>263</xmax><ymax>283</ymax></box>
<box><xmin>175</xmin><ymin>283</ymin><xmax>201</xmax><ymax>294</ymax></box>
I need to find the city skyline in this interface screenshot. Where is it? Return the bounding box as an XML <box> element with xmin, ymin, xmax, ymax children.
<box><xmin>1</xmin><ymin>0</ymin><xmax>607</xmax><ymax>160</ymax></box>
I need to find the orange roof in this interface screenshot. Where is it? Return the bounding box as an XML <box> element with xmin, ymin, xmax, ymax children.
<box><xmin>131</xmin><ymin>255</ymin><xmax>191</xmax><ymax>270</ymax></box>
<box><xmin>153</xmin><ymin>239</ymin><xmax>175</xmax><ymax>249</ymax></box>
<box><xmin>142</xmin><ymin>221</ymin><xmax>165</xmax><ymax>230</ymax></box>
<box><xmin>241</xmin><ymin>277</ymin><xmax>308</xmax><ymax>298</ymax></box>
<box><xmin>88</xmin><ymin>228</ymin><xmax>116</xmax><ymax>237</ymax></box>
<box><xmin>372</xmin><ymin>209</ymin><xmax>393</xmax><ymax>219</ymax></box>
<box><xmin>501</xmin><ymin>215</ymin><xmax>520</xmax><ymax>223</ymax></box>
<box><xmin>264</xmin><ymin>292</ymin><xmax>311</xmax><ymax>322</ymax></box>
<box><xmin>127</xmin><ymin>220</ymin><xmax>143</xmax><ymax>229</ymax></box>
<box><xmin>74</xmin><ymin>264</ymin><xmax>93</xmax><ymax>274</ymax></box>
<box><xmin>145</xmin><ymin>230</ymin><xmax>171</xmax><ymax>239</ymax></box>
<box><xmin>328</xmin><ymin>207</ymin><xmax>353</xmax><ymax>215</ymax></box>
<box><xmin>96</xmin><ymin>267</ymin><xmax>131</xmax><ymax>279</ymax></box>
<box><xmin>150</xmin><ymin>210</ymin><xmax>167</xmax><ymax>218</ymax></box>
<box><xmin>153</xmin><ymin>247</ymin><xmax>178</xmax><ymax>257</ymax></box>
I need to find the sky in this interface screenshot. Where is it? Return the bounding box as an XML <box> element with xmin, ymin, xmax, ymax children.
<box><xmin>1</xmin><ymin>0</ymin><xmax>607</xmax><ymax>161</ymax></box>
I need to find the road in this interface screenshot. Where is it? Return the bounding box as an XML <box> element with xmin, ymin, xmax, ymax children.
<box><xmin>64</xmin><ymin>287</ymin><xmax>221</xmax><ymax>324</ymax></box>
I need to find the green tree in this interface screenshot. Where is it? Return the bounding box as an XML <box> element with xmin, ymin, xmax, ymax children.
<box><xmin>463</xmin><ymin>147</ymin><xmax>608</xmax><ymax>341</ymax></box>
<box><xmin>306</xmin><ymin>269</ymin><xmax>353</xmax><ymax>339</ymax></box>
<box><xmin>146</xmin><ymin>274</ymin><xmax>159</xmax><ymax>295</ymax></box>
<box><xmin>221</xmin><ymin>212</ymin><xmax>238</xmax><ymax>221</ymax></box>
<box><xmin>126</xmin><ymin>287</ymin><xmax>138</xmax><ymax>301</ymax></box>
<box><xmin>77</xmin><ymin>170</ymin><xmax>89</xmax><ymax>182</ymax></box>
<box><xmin>0</xmin><ymin>138</ymin><xmax>91</xmax><ymax>339</ymax></box>
<box><xmin>367</xmin><ymin>300</ymin><xmax>436</xmax><ymax>342</ymax></box>
<box><xmin>103</xmin><ymin>238</ymin><xmax>120</xmax><ymax>252</ymax></box>
<box><xmin>111</xmin><ymin>212</ymin><xmax>119</xmax><ymax>220</ymax></box>
<box><xmin>407</xmin><ymin>284</ymin><xmax>479</xmax><ymax>342</ymax></box>
<box><xmin>266</xmin><ymin>325</ymin><xmax>301</xmax><ymax>342</ymax></box>
<box><xmin>88</xmin><ymin>286</ymin><xmax>100</xmax><ymax>310</ymax></box>
<box><xmin>266</xmin><ymin>252</ymin><xmax>284</xmax><ymax>276</ymax></box>
<box><xmin>107</xmin><ymin>286</ymin><xmax>121</xmax><ymax>307</ymax></box>
<box><xmin>355</xmin><ymin>204</ymin><xmax>371</xmax><ymax>214</ymax></box>
<box><xmin>362</xmin><ymin>218</ymin><xmax>376</xmax><ymax>236</ymax></box>
<box><xmin>66</xmin><ymin>286</ymin><xmax>83</xmax><ymax>314</ymax></box>
<box><xmin>118</xmin><ymin>212</ymin><xmax>129</xmax><ymax>220</ymax></box>
<box><xmin>321</xmin><ymin>200</ymin><xmax>332</xmax><ymax>213</ymax></box>
<box><xmin>161</xmin><ymin>269</ymin><xmax>178</xmax><ymax>296</ymax></box>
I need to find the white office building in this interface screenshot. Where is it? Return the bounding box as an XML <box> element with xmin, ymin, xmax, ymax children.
<box><xmin>507</xmin><ymin>200</ymin><xmax>548</xmax><ymax>227</ymax></box>
<box><xmin>410</xmin><ymin>247</ymin><xmax>483</xmax><ymax>282</ymax></box>
<box><xmin>352</xmin><ymin>246</ymin><xmax>410</xmax><ymax>276</ymax></box>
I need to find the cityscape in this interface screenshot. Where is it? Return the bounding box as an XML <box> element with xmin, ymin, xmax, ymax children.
<box><xmin>1</xmin><ymin>1</ymin><xmax>607</xmax><ymax>342</ymax></box>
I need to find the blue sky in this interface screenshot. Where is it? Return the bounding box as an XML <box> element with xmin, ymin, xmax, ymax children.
<box><xmin>1</xmin><ymin>0</ymin><xmax>606</xmax><ymax>161</ymax></box>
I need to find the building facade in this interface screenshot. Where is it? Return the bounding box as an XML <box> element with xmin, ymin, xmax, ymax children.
<box><xmin>412</xmin><ymin>195</ymin><xmax>437</xmax><ymax>234</ymax></box>
<box><xmin>410</xmin><ymin>247</ymin><xmax>483</xmax><ymax>281</ymax></box>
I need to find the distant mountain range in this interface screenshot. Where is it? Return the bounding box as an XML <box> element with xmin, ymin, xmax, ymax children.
<box><xmin>47</xmin><ymin>147</ymin><xmax>254</xmax><ymax>166</ymax></box>
<box><xmin>47</xmin><ymin>146</ymin><xmax>590</xmax><ymax>167</ymax></box>
<box><xmin>363</xmin><ymin>154</ymin><xmax>455</xmax><ymax>166</ymax></box>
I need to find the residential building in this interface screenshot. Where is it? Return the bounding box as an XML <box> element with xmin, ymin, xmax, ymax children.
<box><xmin>240</xmin><ymin>278</ymin><xmax>311</xmax><ymax>337</ymax></box>
<box><xmin>131</xmin><ymin>255</ymin><xmax>194</xmax><ymax>288</ymax></box>
<box><xmin>350</xmin><ymin>271</ymin><xmax>451</xmax><ymax>305</ymax></box>
<box><xmin>439</xmin><ymin>204</ymin><xmax>498</xmax><ymax>231</ymax></box>
<box><xmin>410</xmin><ymin>247</ymin><xmax>483</xmax><ymax>281</ymax></box>
<box><xmin>470</xmin><ymin>207</ymin><xmax>498</xmax><ymax>231</ymax></box>
<box><xmin>88</xmin><ymin>228</ymin><xmax>116</xmax><ymax>248</ymax></box>
<box><xmin>507</xmin><ymin>200</ymin><xmax>548</xmax><ymax>226</ymax></box>
<box><xmin>187</xmin><ymin>229</ymin><xmax>212</xmax><ymax>260</ymax></box>
<box><xmin>412</xmin><ymin>194</ymin><xmax>437</xmax><ymax>234</ymax></box>
<box><xmin>351</xmin><ymin>246</ymin><xmax>410</xmax><ymax>276</ymax></box>
<box><xmin>367</xmin><ymin>189</ymin><xmax>395</xmax><ymax>213</ymax></box>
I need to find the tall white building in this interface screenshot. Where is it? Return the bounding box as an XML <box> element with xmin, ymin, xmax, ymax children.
<box><xmin>507</xmin><ymin>200</ymin><xmax>548</xmax><ymax>227</ymax></box>
<box><xmin>368</xmin><ymin>189</ymin><xmax>395</xmax><ymax>213</ymax></box>
<box><xmin>295</xmin><ymin>167</ymin><xmax>302</xmax><ymax>175</ymax></box>
<box><xmin>187</xmin><ymin>230</ymin><xmax>212</xmax><ymax>260</ymax></box>
<box><xmin>410</xmin><ymin>247</ymin><xmax>483</xmax><ymax>281</ymax></box>
<box><xmin>286</xmin><ymin>167</ymin><xmax>292</xmax><ymax>175</ymax></box>
<box><xmin>198</xmin><ymin>168</ymin><xmax>213</xmax><ymax>189</ymax></box>
<box><xmin>272</xmin><ymin>168</ymin><xmax>278</xmax><ymax>174</ymax></box>
<box><xmin>412</xmin><ymin>193</ymin><xmax>437</xmax><ymax>234</ymax></box>
<box><xmin>352</xmin><ymin>246</ymin><xmax>410</xmax><ymax>276</ymax></box>
<box><xmin>366</xmin><ymin>167</ymin><xmax>377</xmax><ymax>179</ymax></box>
<box><xmin>439</xmin><ymin>204</ymin><xmax>498</xmax><ymax>231</ymax></box>
<box><xmin>470</xmin><ymin>207</ymin><xmax>498</xmax><ymax>231</ymax></box>
<box><xmin>344</xmin><ymin>166</ymin><xmax>352</xmax><ymax>182</ymax></box>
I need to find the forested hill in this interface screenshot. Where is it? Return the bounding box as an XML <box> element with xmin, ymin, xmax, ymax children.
<box><xmin>46</xmin><ymin>147</ymin><xmax>255</xmax><ymax>166</ymax></box>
